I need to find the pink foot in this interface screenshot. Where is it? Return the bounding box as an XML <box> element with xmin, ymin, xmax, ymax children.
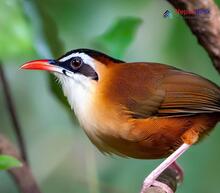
<box><xmin>152</xmin><ymin>180</ymin><xmax>174</xmax><ymax>193</ymax></box>
<box><xmin>140</xmin><ymin>177</ymin><xmax>154</xmax><ymax>193</ymax></box>
<box><xmin>140</xmin><ymin>179</ymin><xmax>174</xmax><ymax>193</ymax></box>
<box><xmin>140</xmin><ymin>143</ymin><xmax>190</xmax><ymax>193</ymax></box>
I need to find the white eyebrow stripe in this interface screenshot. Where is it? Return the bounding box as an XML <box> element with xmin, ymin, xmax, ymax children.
<box><xmin>59</xmin><ymin>52</ymin><xmax>95</xmax><ymax>69</ymax></box>
<box><xmin>59</xmin><ymin>53</ymin><xmax>79</xmax><ymax>62</ymax></box>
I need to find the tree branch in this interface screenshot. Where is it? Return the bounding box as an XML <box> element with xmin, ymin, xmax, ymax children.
<box><xmin>0</xmin><ymin>134</ymin><xmax>41</xmax><ymax>193</ymax></box>
<box><xmin>143</xmin><ymin>167</ymin><xmax>178</xmax><ymax>193</ymax></box>
<box><xmin>167</xmin><ymin>0</ymin><xmax>220</xmax><ymax>73</ymax></box>
<box><xmin>0</xmin><ymin>62</ymin><xmax>28</xmax><ymax>163</ymax></box>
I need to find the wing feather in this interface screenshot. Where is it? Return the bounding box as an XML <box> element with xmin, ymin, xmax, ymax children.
<box><xmin>120</xmin><ymin>64</ymin><xmax>220</xmax><ymax>118</ymax></box>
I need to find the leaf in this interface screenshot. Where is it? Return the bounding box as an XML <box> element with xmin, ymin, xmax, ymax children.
<box><xmin>0</xmin><ymin>0</ymin><xmax>34</xmax><ymax>60</ymax></box>
<box><xmin>0</xmin><ymin>155</ymin><xmax>22</xmax><ymax>170</ymax></box>
<box><xmin>94</xmin><ymin>17</ymin><xmax>142</xmax><ymax>58</ymax></box>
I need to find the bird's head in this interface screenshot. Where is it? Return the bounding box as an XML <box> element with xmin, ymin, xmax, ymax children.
<box><xmin>21</xmin><ymin>49</ymin><xmax>124</xmax><ymax>111</ymax></box>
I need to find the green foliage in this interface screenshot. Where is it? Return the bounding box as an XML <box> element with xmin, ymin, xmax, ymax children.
<box><xmin>94</xmin><ymin>17</ymin><xmax>142</xmax><ymax>58</ymax></box>
<box><xmin>22</xmin><ymin>0</ymin><xmax>63</xmax><ymax>58</ymax></box>
<box><xmin>0</xmin><ymin>155</ymin><xmax>22</xmax><ymax>171</ymax></box>
<box><xmin>215</xmin><ymin>0</ymin><xmax>220</xmax><ymax>6</ymax></box>
<box><xmin>23</xmin><ymin>0</ymin><xmax>70</xmax><ymax>110</ymax></box>
<box><xmin>0</xmin><ymin>0</ymin><xmax>34</xmax><ymax>60</ymax></box>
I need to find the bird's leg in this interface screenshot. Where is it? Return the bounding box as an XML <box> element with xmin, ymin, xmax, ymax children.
<box><xmin>140</xmin><ymin>143</ymin><xmax>190</xmax><ymax>193</ymax></box>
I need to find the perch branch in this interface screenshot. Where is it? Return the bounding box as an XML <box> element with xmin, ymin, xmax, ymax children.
<box><xmin>0</xmin><ymin>62</ymin><xmax>28</xmax><ymax>163</ymax></box>
<box><xmin>143</xmin><ymin>167</ymin><xmax>178</xmax><ymax>193</ymax></box>
<box><xmin>167</xmin><ymin>0</ymin><xmax>220</xmax><ymax>73</ymax></box>
<box><xmin>0</xmin><ymin>134</ymin><xmax>41</xmax><ymax>193</ymax></box>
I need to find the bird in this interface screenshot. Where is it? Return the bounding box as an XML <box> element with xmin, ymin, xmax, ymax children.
<box><xmin>21</xmin><ymin>48</ymin><xmax>220</xmax><ymax>193</ymax></box>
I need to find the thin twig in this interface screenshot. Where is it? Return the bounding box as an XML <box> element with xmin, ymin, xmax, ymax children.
<box><xmin>0</xmin><ymin>62</ymin><xmax>28</xmax><ymax>163</ymax></box>
<box><xmin>0</xmin><ymin>134</ymin><xmax>41</xmax><ymax>193</ymax></box>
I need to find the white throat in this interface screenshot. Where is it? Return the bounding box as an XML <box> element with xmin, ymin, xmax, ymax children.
<box><xmin>55</xmin><ymin>73</ymin><xmax>95</xmax><ymax>126</ymax></box>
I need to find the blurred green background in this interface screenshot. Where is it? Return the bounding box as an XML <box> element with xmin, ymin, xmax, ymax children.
<box><xmin>1</xmin><ymin>0</ymin><xmax>220</xmax><ymax>193</ymax></box>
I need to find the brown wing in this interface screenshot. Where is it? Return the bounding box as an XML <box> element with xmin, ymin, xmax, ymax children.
<box><xmin>107</xmin><ymin>62</ymin><xmax>220</xmax><ymax>118</ymax></box>
<box><xmin>158</xmin><ymin>70</ymin><xmax>220</xmax><ymax>117</ymax></box>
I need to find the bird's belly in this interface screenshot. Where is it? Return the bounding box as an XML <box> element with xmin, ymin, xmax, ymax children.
<box><xmin>83</xmin><ymin>114</ymin><xmax>219</xmax><ymax>159</ymax></box>
<box><xmin>83</xmin><ymin>119</ymin><xmax>183</xmax><ymax>159</ymax></box>
<box><xmin>85</xmin><ymin>127</ymin><xmax>179</xmax><ymax>159</ymax></box>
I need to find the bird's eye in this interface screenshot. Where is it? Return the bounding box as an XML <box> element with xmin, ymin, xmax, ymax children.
<box><xmin>70</xmin><ymin>57</ymin><xmax>83</xmax><ymax>70</ymax></box>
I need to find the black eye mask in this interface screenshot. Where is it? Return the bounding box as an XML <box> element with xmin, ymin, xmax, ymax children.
<box><xmin>58</xmin><ymin>59</ymin><xmax>98</xmax><ymax>81</ymax></box>
<box><xmin>77</xmin><ymin>64</ymin><xmax>98</xmax><ymax>81</ymax></box>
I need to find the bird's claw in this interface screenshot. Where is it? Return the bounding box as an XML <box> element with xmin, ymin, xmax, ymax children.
<box><xmin>140</xmin><ymin>180</ymin><xmax>174</xmax><ymax>193</ymax></box>
<box><xmin>152</xmin><ymin>180</ymin><xmax>174</xmax><ymax>193</ymax></box>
